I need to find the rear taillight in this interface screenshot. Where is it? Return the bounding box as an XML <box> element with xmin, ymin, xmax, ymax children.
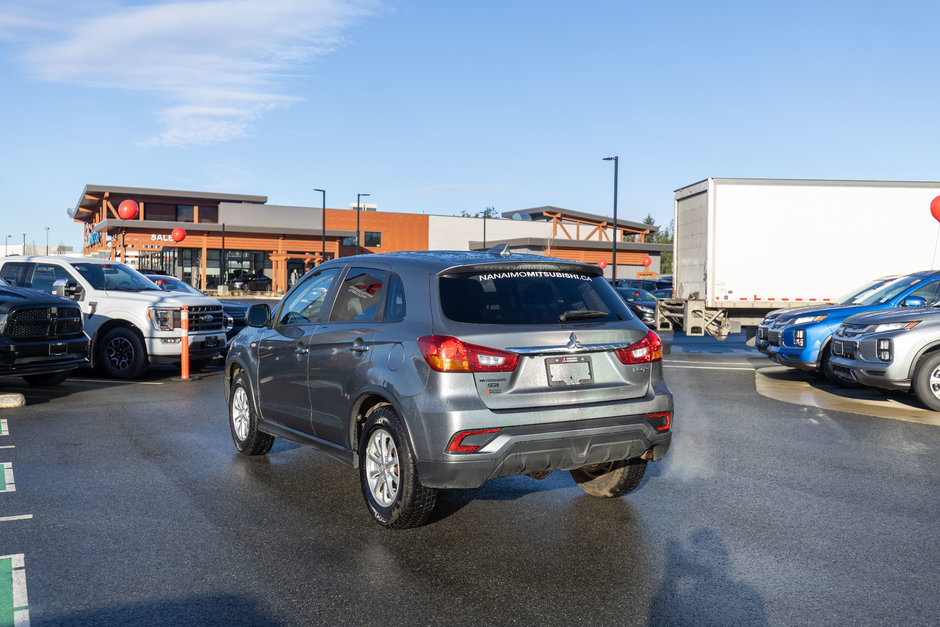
<box><xmin>417</xmin><ymin>335</ymin><xmax>519</xmax><ymax>373</ymax></box>
<box><xmin>648</xmin><ymin>412</ymin><xmax>671</xmax><ymax>431</ymax></box>
<box><xmin>446</xmin><ymin>428</ymin><xmax>501</xmax><ymax>453</ymax></box>
<box><xmin>615</xmin><ymin>330</ymin><xmax>663</xmax><ymax>364</ymax></box>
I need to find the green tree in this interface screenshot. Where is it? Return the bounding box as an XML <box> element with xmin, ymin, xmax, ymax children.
<box><xmin>642</xmin><ymin>213</ymin><xmax>673</xmax><ymax>274</ymax></box>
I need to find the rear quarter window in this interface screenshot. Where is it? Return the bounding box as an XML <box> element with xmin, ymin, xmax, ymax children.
<box><xmin>439</xmin><ymin>271</ymin><xmax>630</xmax><ymax>324</ymax></box>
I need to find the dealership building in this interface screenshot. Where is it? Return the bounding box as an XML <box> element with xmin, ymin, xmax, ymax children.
<box><xmin>69</xmin><ymin>184</ymin><xmax>669</xmax><ymax>293</ymax></box>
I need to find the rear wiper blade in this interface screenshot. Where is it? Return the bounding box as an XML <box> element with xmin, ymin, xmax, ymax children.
<box><xmin>558</xmin><ymin>310</ymin><xmax>609</xmax><ymax>322</ymax></box>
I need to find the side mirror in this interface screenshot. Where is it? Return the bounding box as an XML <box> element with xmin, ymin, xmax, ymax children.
<box><xmin>246</xmin><ymin>303</ymin><xmax>271</xmax><ymax>327</ymax></box>
<box><xmin>52</xmin><ymin>278</ymin><xmax>83</xmax><ymax>301</ymax></box>
<box><xmin>903</xmin><ymin>296</ymin><xmax>927</xmax><ymax>307</ymax></box>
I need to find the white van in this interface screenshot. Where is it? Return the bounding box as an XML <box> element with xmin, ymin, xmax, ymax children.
<box><xmin>0</xmin><ymin>256</ymin><xmax>227</xmax><ymax>379</ymax></box>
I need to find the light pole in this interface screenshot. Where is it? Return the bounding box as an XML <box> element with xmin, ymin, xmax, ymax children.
<box><xmin>603</xmin><ymin>156</ymin><xmax>619</xmax><ymax>281</ymax></box>
<box><xmin>4</xmin><ymin>235</ymin><xmax>9</xmax><ymax>256</ymax></box>
<box><xmin>22</xmin><ymin>234</ymin><xmax>26</xmax><ymax>256</ymax></box>
<box><xmin>356</xmin><ymin>193</ymin><xmax>370</xmax><ymax>249</ymax></box>
<box><xmin>314</xmin><ymin>189</ymin><xmax>326</xmax><ymax>259</ymax></box>
<box><xmin>45</xmin><ymin>226</ymin><xmax>49</xmax><ymax>255</ymax></box>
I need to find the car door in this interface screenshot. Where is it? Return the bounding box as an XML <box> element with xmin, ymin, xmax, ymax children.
<box><xmin>256</xmin><ymin>267</ymin><xmax>340</xmax><ymax>435</ymax></box>
<box><xmin>307</xmin><ymin>266</ymin><xmax>388</xmax><ymax>446</ymax></box>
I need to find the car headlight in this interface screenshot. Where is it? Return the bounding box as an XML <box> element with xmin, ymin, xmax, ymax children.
<box><xmin>790</xmin><ymin>314</ymin><xmax>828</xmax><ymax>325</ymax></box>
<box><xmin>148</xmin><ymin>307</ymin><xmax>176</xmax><ymax>331</ymax></box>
<box><xmin>871</xmin><ymin>321</ymin><xmax>920</xmax><ymax>333</ymax></box>
<box><xmin>224</xmin><ymin>313</ymin><xmax>234</xmax><ymax>331</ymax></box>
<box><xmin>636</xmin><ymin>305</ymin><xmax>655</xmax><ymax>314</ymax></box>
<box><xmin>0</xmin><ymin>313</ymin><xmax>6</xmax><ymax>334</ymax></box>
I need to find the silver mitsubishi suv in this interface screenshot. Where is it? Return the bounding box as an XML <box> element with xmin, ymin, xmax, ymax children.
<box><xmin>829</xmin><ymin>304</ymin><xmax>940</xmax><ymax>410</ymax></box>
<box><xmin>224</xmin><ymin>249</ymin><xmax>673</xmax><ymax>528</ymax></box>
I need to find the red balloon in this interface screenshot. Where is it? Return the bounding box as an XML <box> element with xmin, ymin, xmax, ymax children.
<box><xmin>171</xmin><ymin>228</ymin><xmax>187</xmax><ymax>242</ymax></box>
<box><xmin>117</xmin><ymin>199</ymin><xmax>138</xmax><ymax>220</ymax></box>
<box><xmin>597</xmin><ymin>259</ymin><xmax>608</xmax><ymax>269</ymax></box>
<box><xmin>931</xmin><ymin>196</ymin><xmax>940</xmax><ymax>222</ymax></box>
<box><xmin>642</xmin><ymin>255</ymin><xmax>652</xmax><ymax>268</ymax></box>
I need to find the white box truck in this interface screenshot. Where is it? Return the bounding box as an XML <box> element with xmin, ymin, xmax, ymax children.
<box><xmin>656</xmin><ymin>178</ymin><xmax>940</xmax><ymax>339</ymax></box>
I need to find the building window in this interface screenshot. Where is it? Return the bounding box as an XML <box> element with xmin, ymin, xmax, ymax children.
<box><xmin>146</xmin><ymin>203</ymin><xmax>176</xmax><ymax>221</ymax></box>
<box><xmin>177</xmin><ymin>205</ymin><xmax>195</xmax><ymax>222</ymax></box>
<box><xmin>197</xmin><ymin>205</ymin><xmax>218</xmax><ymax>223</ymax></box>
<box><xmin>364</xmin><ymin>231</ymin><xmax>382</xmax><ymax>248</ymax></box>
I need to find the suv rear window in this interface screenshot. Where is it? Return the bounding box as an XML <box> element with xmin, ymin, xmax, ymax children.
<box><xmin>439</xmin><ymin>271</ymin><xmax>630</xmax><ymax>324</ymax></box>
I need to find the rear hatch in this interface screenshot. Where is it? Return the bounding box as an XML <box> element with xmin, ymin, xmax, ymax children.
<box><xmin>431</xmin><ymin>261</ymin><xmax>654</xmax><ymax>410</ymax></box>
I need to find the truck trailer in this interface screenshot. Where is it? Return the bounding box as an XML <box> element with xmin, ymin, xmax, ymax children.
<box><xmin>656</xmin><ymin>178</ymin><xmax>940</xmax><ymax>340</ymax></box>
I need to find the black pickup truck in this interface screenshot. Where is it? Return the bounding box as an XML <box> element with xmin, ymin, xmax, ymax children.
<box><xmin>0</xmin><ymin>277</ymin><xmax>89</xmax><ymax>385</ymax></box>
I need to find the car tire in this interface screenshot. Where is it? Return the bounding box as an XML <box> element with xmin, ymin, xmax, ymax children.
<box><xmin>571</xmin><ymin>458</ymin><xmax>647</xmax><ymax>497</ymax></box>
<box><xmin>820</xmin><ymin>344</ymin><xmax>859</xmax><ymax>388</ymax></box>
<box><xmin>358</xmin><ymin>406</ymin><xmax>437</xmax><ymax>528</ymax></box>
<box><xmin>912</xmin><ymin>351</ymin><xmax>940</xmax><ymax>411</ymax></box>
<box><xmin>22</xmin><ymin>370</ymin><xmax>72</xmax><ymax>386</ymax></box>
<box><xmin>229</xmin><ymin>372</ymin><xmax>275</xmax><ymax>455</ymax></box>
<box><xmin>98</xmin><ymin>327</ymin><xmax>147</xmax><ymax>379</ymax></box>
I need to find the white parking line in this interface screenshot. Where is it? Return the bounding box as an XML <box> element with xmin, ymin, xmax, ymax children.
<box><xmin>0</xmin><ymin>419</ymin><xmax>7</xmax><ymax>436</ymax></box>
<box><xmin>0</xmin><ymin>446</ymin><xmax>13</xmax><ymax>450</ymax></box>
<box><xmin>0</xmin><ymin>515</ymin><xmax>32</xmax><ymax>523</ymax></box>
<box><xmin>1</xmin><ymin>553</ymin><xmax>30</xmax><ymax>626</ymax></box>
<box><xmin>66</xmin><ymin>378</ymin><xmax>165</xmax><ymax>385</ymax></box>
<box><xmin>1</xmin><ymin>462</ymin><xmax>14</xmax><ymax>493</ymax></box>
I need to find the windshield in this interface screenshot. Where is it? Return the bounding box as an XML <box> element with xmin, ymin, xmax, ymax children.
<box><xmin>834</xmin><ymin>277</ymin><xmax>897</xmax><ymax>304</ymax></box>
<box><xmin>616</xmin><ymin>287</ymin><xmax>655</xmax><ymax>302</ymax></box>
<box><xmin>439</xmin><ymin>271</ymin><xmax>630</xmax><ymax>324</ymax></box>
<box><xmin>73</xmin><ymin>262</ymin><xmax>160</xmax><ymax>291</ymax></box>
<box><xmin>850</xmin><ymin>276</ymin><xmax>924</xmax><ymax>306</ymax></box>
<box><xmin>147</xmin><ymin>276</ymin><xmax>202</xmax><ymax>295</ymax></box>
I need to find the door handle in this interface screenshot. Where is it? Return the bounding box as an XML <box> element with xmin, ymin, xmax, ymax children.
<box><xmin>294</xmin><ymin>345</ymin><xmax>309</xmax><ymax>355</ymax></box>
<box><xmin>348</xmin><ymin>344</ymin><xmax>370</xmax><ymax>354</ymax></box>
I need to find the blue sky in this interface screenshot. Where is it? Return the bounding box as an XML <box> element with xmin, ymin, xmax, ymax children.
<box><xmin>1</xmin><ymin>0</ymin><xmax>938</xmax><ymax>251</ymax></box>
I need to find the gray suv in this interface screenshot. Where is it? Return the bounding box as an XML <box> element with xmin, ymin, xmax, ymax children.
<box><xmin>829</xmin><ymin>306</ymin><xmax>940</xmax><ymax>410</ymax></box>
<box><xmin>224</xmin><ymin>249</ymin><xmax>673</xmax><ymax>528</ymax></box>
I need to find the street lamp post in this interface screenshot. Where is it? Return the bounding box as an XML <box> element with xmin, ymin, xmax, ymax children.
<box><xmin>22</xmin><ymin>234</ymin><xmax>26</xmax><ymax>256</ymax></box>
<box><xmin>603</xmin><ymin>156</ymin><xmax>619</xmax><ymax>281</ymax></box>
<box><xmin>314</xmin><ymin>189</ymin><xmax>326</xmax><ymax>259</ymax></box>
<box><xmin>356</xmin><ymin>193</ymin><xmax>370</xmax><ymax>249</ymax></box>
<box><xmin>45</xmin><ymin>226</ymin><xmax>49</xmax><ymax>255</ymax></box>
<box><xmin>5</xmin><ymin>234</ymin><xmax>9</xmax><ymax>256</ymax></box>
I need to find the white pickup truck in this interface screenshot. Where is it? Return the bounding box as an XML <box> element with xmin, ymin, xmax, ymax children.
<box><xmin>0</xmin><ymin>255</ymin><xmax>227</xmax><ymax>379</ymax></box>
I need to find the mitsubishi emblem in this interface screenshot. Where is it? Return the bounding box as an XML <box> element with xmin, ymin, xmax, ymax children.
<box><xmin>567</xmin><ymin>332</ymin><xmax>583</xmax><ymax>351</ymax></box>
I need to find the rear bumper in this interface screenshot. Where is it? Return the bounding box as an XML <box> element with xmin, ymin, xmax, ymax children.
<box><xmin>417</xmin><ymin>413</ymin><xmax>672</xmax><ymax>489</ymax></box>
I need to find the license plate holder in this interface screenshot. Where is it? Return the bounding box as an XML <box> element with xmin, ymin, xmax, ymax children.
<box><xmin>49</xmin><ymin>342</ymin><xmax>66</xmax><ymax>356</ymax></box>
<box><xmin>546</xmin><ymin>355</ymin><xmax>593</xmax><ymax>387</ymax></box>
<box><xmin>205</xmin><ymin>336</ymin><xmax>220</xmax><ymax>348</ymax></box>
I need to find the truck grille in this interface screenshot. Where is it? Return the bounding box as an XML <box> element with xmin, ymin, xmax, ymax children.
<box><xmin>4</xmin><ymin>305</ymin><xmax>83</xmax><ymax>339</ymax></box>
<box><xmin>172</xmin><ymin>305</ymin><xmax>224</xmax><ymax>331</ymax></box>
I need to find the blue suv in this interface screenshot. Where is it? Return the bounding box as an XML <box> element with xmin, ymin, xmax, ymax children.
<box><xmin>763</xmin><ymin>271</ymin><xmax>940</xmax><ymax>384</ymax></box>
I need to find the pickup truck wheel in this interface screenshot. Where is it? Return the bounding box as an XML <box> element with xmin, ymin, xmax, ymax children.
<box><xmin>821</xmin><ymin>344</ymin><xmax>859</xmax><ymax>388</ymax></box>
<box><xmin>22</xmin><ymin>370</ymin><xmax>72</xmax><ymax>386</ymax></box>
<box><xmin>229</xmin><ymin>372</ymin><xmax>274</xmax><ymax>455</ymax></box>
<box><xmin>571</xmin><ymin>458</ymin><xmax>647</xmax><ymax>497</ymax></box>
<box><xmin>912</xmin><ymin>352</ymin><xmax>940</xmax><ymax>411</ymax></box>
<box><xmin>98</xmin><ymin>328</ymin><xmax>147</xmax><ymax>379</ymax></box>
<box><xmin>358</xmin><ymin>407</ymin><xmax>436</xmax><ymax>528</ymax></box>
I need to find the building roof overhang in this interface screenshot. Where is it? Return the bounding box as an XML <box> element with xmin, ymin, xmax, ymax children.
<box><xmin>500</xmin><ymin>206</ymin><xmax>658</xmax><ymax>233</ymax></box>
<box><xmin>71</xmin><ymin>185</ymin><xmax>268</xmax><ymax>223</ymax></box>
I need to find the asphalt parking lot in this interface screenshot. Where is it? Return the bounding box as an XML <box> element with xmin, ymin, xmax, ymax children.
<box><xmin>1</xmin><ymin>332</ymin><xmax>938</xmax><ymax>625</ymax></box>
